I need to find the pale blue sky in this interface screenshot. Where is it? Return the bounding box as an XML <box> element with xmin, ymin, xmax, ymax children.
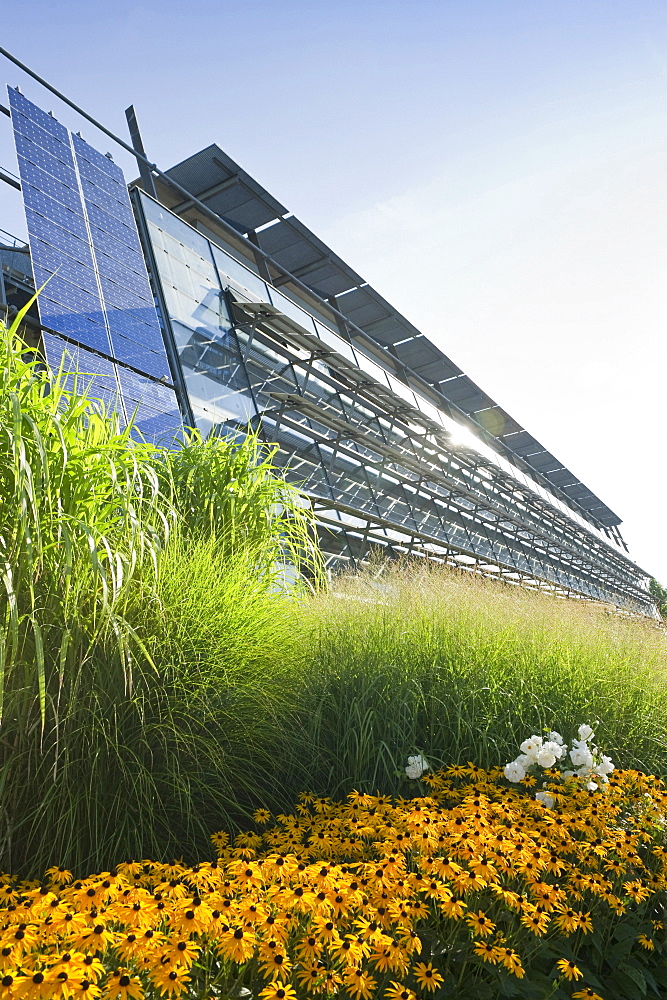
<box><xmin>1</xmin><ymin>1</ymin><xmax>666</xmax><ymax>582</ymax></box>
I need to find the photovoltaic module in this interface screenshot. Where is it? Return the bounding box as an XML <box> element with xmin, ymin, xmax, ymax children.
<box><xmin>7</xmin><ymin>87</ymin><xmax>182</xmax><ymax>441</ymax></box>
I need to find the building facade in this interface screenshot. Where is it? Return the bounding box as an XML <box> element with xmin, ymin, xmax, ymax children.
<box><xmin>0</xmin><ymin>87</ymin><xmax>656</xmax><ymax>614</ymax></box>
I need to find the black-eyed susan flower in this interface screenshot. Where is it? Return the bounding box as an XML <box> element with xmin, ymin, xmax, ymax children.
<box><xmin>0</xmin><ymin>975</ymin><xmax>17</xmax><ymax>999</ymax></box>
<box><xmin>556</xmin><ymin>958</ymin><xmax>583</xmax><ymax>981</ymax></box>
<box><xmin>384</xmin><ymin>981</ymin><xmax>417</xmax><ymax>1000</ymax></box>
<box><xmin>341</xmin><ymin>967</ymin><xmax>377</xmax><ymax>1000</ymax></box>
<box><xmin>296</xmin><ymin>963</ymin><xmax>325</xmax><ymax>992</ymax></box>
<box><xmin>160</xmin><ymin>938</ymin><xmax>200</xmax><ymax>968</ymax></box>
<box><xmin>216</xmin><ymin>926</ymin><xmax>256</xmax><ymax>964</ymax></box>
<box><xmin>572</xmin><ymin>990</ymin><xmax>605</xmax><ymax>1000</ymax></box>
<box><xmin>149</xmin><ymin>964</ymin><xmax>191</xmax><ymax>997</ymax></box>
<box><xmin>106</xmin><ymin>969</ymin><xmax>145</xmax><ymax>1000</ymax></box>
<box><xmin>472</xmin><ymin>940</ymin><xmax>501</xmax><ymax>964</ymax></box>
<box><xmin>258</xmin><ymin>982</ymin><xmax>298</xmax><ymax>1000</ymax></box>
<box><xmin>465</xmin><ymin>910</ymin><xmax>495</xmax><ymax>937</ymax></box>
<box><xmin>554</xmin><ymin>906</ymin><xmax>580</xmax><ymax>934</ymax></box>
<box><xmin>412</xmin><ymin>961</ymin><xmax>444</xmax><ymax>992</ymax></box>
<box><xmin>258</xmin><ymin>949</ymin><xmax>291</xmax><ymax>980</ymax></box>
<box><xmin>498</xmin><ymin>947</ymin><xmax>525</xmax><ymax>978</ymax></box>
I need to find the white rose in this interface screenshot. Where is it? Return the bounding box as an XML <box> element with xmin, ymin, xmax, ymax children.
<box><xmin>576</xmin><ymin>766</ymin><xmax>592</xmax><ymax>778</ymax></box>
<box><xmin>547</xmin><ymin>731</ymin><xmax>564</xmax><ymax>746</ymax></box>
<box><xmin>515</xmin><ymin>754</ymin><xmax>533</xmax><ymax>769</ymax></box>
<box><xmin>586</xmin><ymin>781</ymin><xmax>598</xmax><ymax>791</ymax></box>
<box><xmin>504</xmin><ymin>761</ymin><xmax>526</xmax><ymax>782</ymax></box>
<box><xmin>536</xmin><ymin>749</ymin><xmax>557</xmax><ymax>768</ymax></box>
<box><xmin>595</xmin><ymin>755</ymin><xmax>615</xmax><ymax>776</ymax></box>
<box><xmin>535</xmin><ymin>791</ymin><xmax>555</xmax><ymax>808</ymax></box>
<box><xmin>542</xmin><ymin>740</ymin><xmax>565</xmax><ymax>759</ymax></box>
<box><xmin>405</xmin><ymin>755</ymin><xmax>428</xmax><ymax>778</ymax></box>
<box><xmin>520</xmin><ymin>736</ymin><xmax>543</xmax><ymax>759</ymax></box>
<box><xmin>578</xmin><ymin>724</ymin><xmax>594</xmax><ymax>741</ymax></box>
<box><xmin>570</xmin><ymin>745</ymin><xmax>593</xmax><ymax>769</ymax></box>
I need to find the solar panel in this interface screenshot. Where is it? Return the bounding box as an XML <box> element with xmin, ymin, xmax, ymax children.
<box><xmin>8</xmin><ymin>88</ymin><xmax>183</xmax><ymax>443</ymax></box>
<box><xmin>71</xmin><ymin>132</ymin><xmax>172</xmax><ymax>380</ymax></box>
<box><xmin>41</xmin><ymin>332</ymin><xmax>121</xmax><ymax>414</ymax></box>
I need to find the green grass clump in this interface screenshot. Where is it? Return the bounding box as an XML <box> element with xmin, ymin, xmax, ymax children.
<box><xmin>0</xmin><ymin>315</ymin><xmax>316</xmax><ymax>874</ymax></box>
<box><xmin>293</xmin><ymin>561</ymin><xmax>667</xmax><ymax>797</ymax></box>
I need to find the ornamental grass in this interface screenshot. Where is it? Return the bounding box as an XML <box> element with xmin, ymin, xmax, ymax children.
<box><xmin>0</xmin><ymin>766</ymin><xmax>665</xmax><ymax>1000</ymax></box>
<box><xmin>0</xmin><ymin>314</ymin><xmax>319</xmax><ymax>875</ymax></box>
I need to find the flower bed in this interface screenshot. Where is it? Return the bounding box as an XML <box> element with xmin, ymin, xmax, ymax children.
<box><xmin>1</xmin><ymin>761</ymin><xmax>666</xmax><ymax>1000</ymax></box>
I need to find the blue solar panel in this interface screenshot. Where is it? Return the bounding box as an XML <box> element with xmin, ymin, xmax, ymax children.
<box><xmin>13</xmin><ymin>131</ymin><xmax>77</xmax><ymax>183</ymax></box>
<box><xmin>94</xmin><ymin>252</ymin><xmax>152</xmax><ymax>296</ymax></box>
<box><xmin>9</xmin><ymin>88</ymin><xmax>181</xmax><ymax>442</ymax></box>
<box><xmin>21</xmin><ymin>186</ymin><xmax>89</xmax><ymax>239</ymax></box>
<box><xmin>41</xmin><ymin>333</ymin><xmax>121</xmax><ymax>414</ymax></box>
<box><xmin>71</xmin><ymin>133</ymin><xmax>125</xmax><ymax>180</ymax></box>
<box><xmin>25</xmin><ymin>213</ymin><xmax>95</xmax><ymax>265</ymax></box>
<box><xmin>9</xmin><ymin>90</ymin><xmax>70</xmax><ymax>142</ymax></box>
<box><xmin>17</xmin><ymin>156</ymin><xmax>80</xmax><ymax>211</ymax></box>
<box><xmin>32</xmin><ymin>268</ymin><xmax>104</xmax><ymax>316</ymax></box>
<box><xmin>87</xmin><ymin>225</ymin><xmax>146</xmax><ymax>271</ymax></box>
<box><xmin>28</xmin><ymin>238</ymin><xmax>98</xmax><ymax>287</ymax></box>
<box><xmin>80</xmin><ymin>176</ymin><xmax>131</xmax><ymax>222</ymax></box>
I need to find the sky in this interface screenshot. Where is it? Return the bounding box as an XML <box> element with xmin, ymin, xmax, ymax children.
<box><xmin>1</xmin><ymin>0</ymin><xmax>666</xmax><ymax>583</ymax></box>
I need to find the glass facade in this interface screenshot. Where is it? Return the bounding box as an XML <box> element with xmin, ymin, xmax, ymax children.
<box><xmin>137</xmin><ymin>193</ymin><xmax>653</xmax><ymax>614</ymax></box>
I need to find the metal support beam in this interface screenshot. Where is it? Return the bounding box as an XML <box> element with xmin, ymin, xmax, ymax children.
<box><xmin>124</xmin><ymin>105</ymin><xmax>157</xmax><ymax>198</ymax></box>
<box><xmin>247</xmin><ymin>231</ymin><xmax>273</xmax><ymax>283</ymax></box>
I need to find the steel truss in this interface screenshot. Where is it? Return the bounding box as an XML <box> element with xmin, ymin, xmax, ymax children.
<box><xmin>226</xmin><ymin>302</ymin><xmax>652</xmax><ymax>615</ymax></box>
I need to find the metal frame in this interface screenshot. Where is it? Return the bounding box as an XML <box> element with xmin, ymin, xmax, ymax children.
<box><xmin>133</xmin><ymin>192</ymin><xmax>654</xmax><ymax>615</ymax></box>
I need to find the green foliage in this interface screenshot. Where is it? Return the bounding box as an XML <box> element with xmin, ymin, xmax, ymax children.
<box><xmin>649</xmin><ymin>577</ymin><xmax>667</xmax><ymax>619</ymax></box>
<box><xmin>0</xmin><ymin>315</ymin><xmax>316</xmax><ymax>874</ymax></box>
<box><xmin>292</xmin><ymin>562</ymin><xmax>667</xmax><ymax>798</ymax></box>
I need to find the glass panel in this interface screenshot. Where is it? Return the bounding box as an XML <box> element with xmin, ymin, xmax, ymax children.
<box><xmin>210</xmin><ymin>243</ymin><xmax>269</xmax><ymax>300</ymax></box>
<box><xmin>268</xmin><ymin>288</ymin><xmax>317</xmax><ymax>334</ymax></box>
<box><xmin>313</xmin><ymin>320</ymin><xmax>358</xmax><ymax>363</ymax></box>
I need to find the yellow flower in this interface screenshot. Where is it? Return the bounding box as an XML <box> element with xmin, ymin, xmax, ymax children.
<box><xmin>342</xmin><ymin>967</ymin><xmax>377</xmax><ymax>1000</ymax></box>
<box><xmin>68</xmin><ymin>979</ymin><xmax>102</xmax><ymax>999</ymax></box>
<box><xmin>637</xmin><ymin>934</ymin><xmax>654</xmax><ymax>950</ymax></box>
<box><xmin>472</xmin><ymin>940</ymin><xmax>501</xmax><ymax>964</ymax></box>
<box><xmin>149</xmin><ymin>964</ymin><xmax>191</xmax><ymax>997</ymax></box>
<box><xmin>520</xmin><ymin>910</ymin><xmax>550</xmax><ymax>936</ymax></box>
<box><xmin>258</xmin><ymin>950</ymin><xmax>292</xmax><ymax>981</ymax></box>
<box><xmin>384</xmin><ymin>981</ymin><xmax>417</xmax><ymax>1000</ymax></box>
<box><xmin>554</xmin><ymin>906</ymin><xmax>581</xmax><ymax>934</ymax></box>
<box><xmin>572</xmin><ymin>990</ymin><xmax>605</xmax><ymax>1000</ymax></box>
<box><xmin>216</xmin><ymin>926</ymin><xmax>256</xmax><ymax>964</ymax></box>
<box><xmin>259</xmin><ymin>982</ymin><xmax>299</xmax><ymax>1000</ymax></box>
<box><xmin>556</xmin><ymin>958</ymin><xmax>583</xmax><ymax>981</ymax></box>
<box><xmin>498</xmin><ymin>947</ymin><xmax>525</xmax><ymax>978</ymax></box>
<box><xmin>412</xmin><ymin>962</ymin><xmax>444</xmax><ymax>992</ymax></box>
<box><xmin>297</xmin><ymin>963</ymin><xmax>326</xmax><ymax>992</ymax></box>
<box><xmin>106</xmin><ymin>969</ymin><xmax>145</xmax><ymax>999</ymax></box>
<box><xmin>465</xmin><ymin>910</ymin><xmax>495</xmax><ymax>937</ymax></box>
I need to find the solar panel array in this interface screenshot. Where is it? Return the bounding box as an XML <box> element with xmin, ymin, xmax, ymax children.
<box><xmin>8</xmin><ymin>88</ymin><xmax>182</xmax><ymax>443</ymax></box>
<box><xmin>163</xmin><ymin>144</ymin><xmax>621</xmax><ymax>528</ymax></box>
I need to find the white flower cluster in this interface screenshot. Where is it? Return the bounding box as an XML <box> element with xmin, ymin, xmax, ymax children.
<box><xmin>503</xmin><ymin>723</ymin><xmax>615</xmax><ymax>799</ymax></box>
<box><xmin>405</xmin><ymin>754</ymin><xmax>429</xmax><ymax>779</ymax></box>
